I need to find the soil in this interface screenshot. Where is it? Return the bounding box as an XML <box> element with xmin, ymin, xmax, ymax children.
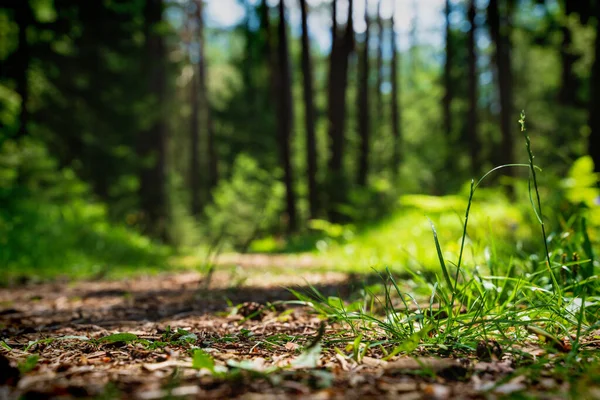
<box><xmin>0</xmin><ymin>266</ymin><xmax>588</xmax><ymax>399</ymax></box>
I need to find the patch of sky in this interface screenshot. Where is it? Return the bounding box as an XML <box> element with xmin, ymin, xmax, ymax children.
<box><xmin>196</xmin><ymin>0</ymin><xmax>447</xmax><ymax>54</ymax></box>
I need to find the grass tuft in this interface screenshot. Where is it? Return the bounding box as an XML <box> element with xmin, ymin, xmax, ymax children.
<box><xmin>290</xmin><ymin>112</ymin><xmax>600</xmax><ymax>387</ymax></box>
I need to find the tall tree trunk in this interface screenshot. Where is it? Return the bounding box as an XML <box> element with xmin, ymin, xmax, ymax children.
<box><xmin>589</xmin><ymin>4</ymin><xmax>600</xmax><ymax>173</ymax></box>
<box><xmin>466</xmin><ymin>0</ymin><xmax>481</xmax><ymax>174</ymax></box>
<box><xmin>15</xmin><ymin>2</ymin><xmax>32</xmax><ymax>138</ymax></box>
<box><xmin>138</xmin><ymin>0</ymin><xmax>168</xmax><ymax>239</ymax></box>
<box><xmin>442</xmin><ymin>0</ymin><xmax>452</xmax><ymax>159</ymax></box>
<box><xmin>299</xmin><ymin>0</ymin><xmax>319</xmax><ymax>219</ymax></box>
<box><xmin>376</xmin><ymin>0</ymin><xmax>384</xmax><ymax>124</ymax></box>
<box><xmin>189</xmin><ymin>70</ymin><xmax>201</xmax><ymax>215</ymax></box>
<box><xmin>357</xmin><ymin>0</ymin><xmax>370</xmax><ymax>186</ymax></box>
<box><xmin>327</xmin><ymin>0</ymin><xmax>341</xmax><ymax>177</ymax></box>
<box><xmin>488</xmin><ymin>0</ymin><xmax>515</xmax><ymax>175</ymax></box>
<box><xmin>390</xmin><ymin>8</ymin><xmax>401</xmax><ymax>178</ymax></box>
<box><xmin>326</xmin><ymin>0</ymin><xmax>354</xmax><ymax>221</ymax></box>
<box><xmin>195</xmin><ymin>0</ymin><xmax>217</xmax><ymax>195</ymax></box>
<box><xmin>277</xmin><ymin>0</ymin><xmax>298</xmax><ymax>232</ymax></box>
<box><xmin>260</xmin><ymin>0</ymin><xmax>278</xmax><ymax>125</ymax></box>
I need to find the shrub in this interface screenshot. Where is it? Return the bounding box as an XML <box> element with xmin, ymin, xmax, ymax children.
<box><xmin>205</xmin><ymin>154</ymin><xmax>285</xmax><ymax>251</ymax></box>
<box><xmin>0</xmin><ymin>138</ymin><xmax>168</xmax><ymax>282</ymax></box>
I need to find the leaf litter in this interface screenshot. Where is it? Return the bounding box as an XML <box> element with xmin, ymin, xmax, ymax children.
<box><xmin>0</xmin><ymin>268</ymin><xmax>599</xmax><ymax>399</ymax></box>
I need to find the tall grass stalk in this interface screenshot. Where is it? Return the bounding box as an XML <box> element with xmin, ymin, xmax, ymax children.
<box><xmin>519</xmin><ymin>111</ymin><xmax>560</xmax><ymax>295</ymax></box>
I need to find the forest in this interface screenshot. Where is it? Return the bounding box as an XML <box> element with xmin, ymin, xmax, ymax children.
<box><xmin>1</xmin><ymin>0</ymin><xmax>600</xmax><ymax>398</ymax></box>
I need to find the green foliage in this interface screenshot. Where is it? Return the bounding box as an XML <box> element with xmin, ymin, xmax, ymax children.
<box><xmin>311</xmin><ymin>190</ymin><xmax>531</xmax><ymax>271</ymax></box>
<box><xmin>205</xmin><ymin>154</ymin><xmax>285</xmax><ymax>251</ymax></box>
<box><xmin>18</xmin><ymin>355</ymin><xmax>39</xmax><ymax>374</ymax></box>
<box><xmin>342</xmin><ymin>179</ymin><xmax>399</xmax><ymax>223</ymax></box>
<box><xmin>192</xmin><ymin>349</ymin><xmax>217</xmax><ymax>373</ymax></box>
<box><xmin>562</xmin><ymin>156</ymin><xmax>600</xmax><ymax>207</ymax></box>
<box><xmin>291</xmin><ymin>127</ymin><xmax>600</xmax><ymax>372</ymax></box>
<box><xmin>0</xmin><ymin>138</ymin><xmax>169</xmax><ymax>284</ymax></box>
<box><xmin>98</xmin><ymin>333</ymin><xmax>139</xmax><ymax>344</ymax></box>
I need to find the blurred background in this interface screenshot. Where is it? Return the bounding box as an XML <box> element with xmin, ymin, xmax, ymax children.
<box><xmin>0</xmin><ymin>0</ymin><xmax>599</xmax><ymax>281</ymax></box>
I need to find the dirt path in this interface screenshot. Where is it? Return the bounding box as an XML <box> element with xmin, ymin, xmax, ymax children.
<box><xmin>0</xmin><ymin>269</ymin><xmax>584</xmax><ymax>399</ymax></box>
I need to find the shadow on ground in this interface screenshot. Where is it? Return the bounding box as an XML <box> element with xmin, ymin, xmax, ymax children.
<box><xmin>0</xmin><ymin>268</ymin><xmax>387</xmax><ymax>336</ymax></box>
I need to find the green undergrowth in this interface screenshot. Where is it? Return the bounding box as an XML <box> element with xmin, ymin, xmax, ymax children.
<box><xmin>0</xmin><ymin>138</ymin><xmax>173</xmax><ymax>286</ymax></box>
<box><xmin>288</xmin><ymin>112</ymin><xmax>600</xmax><ymax>394</ymax></box>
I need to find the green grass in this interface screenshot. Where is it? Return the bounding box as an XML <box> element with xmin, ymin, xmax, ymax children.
<box><xmin>288</xmin><ymin>112</ymin><xmax>600</xmax><ymax>395</ymax></box>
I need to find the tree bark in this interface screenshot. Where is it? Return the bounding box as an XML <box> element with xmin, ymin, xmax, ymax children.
<box><xmin>376</xmin><ymin>0</ymin><xmax>384</xmax><ymax>125</ymax></box>
<box><xmin>467</xmin><ymin>0</ymin><xmax>481</xmax><ymax>174</ymax></box>
<box><xmin>487</xmin><ymin>0</ymin><xmax>515</xmax><ymax>175</ymax></box>
<box><xmin>357</xmin><ymin>0</ymin><xmax>370</xmax><ymax>186</ymax></box>
<box><xmin>327</xmin><ymin>0</ymin><xmax>341</xmax><ymax>176</ymax></box>
<box><xmin>138</xmin><ymin>0</ymin><xmax>168</xmax><ymax>239</ymax></box>
<box><xmin>189</xmin><ymin>70</ymin><xmax>201</xmax><ymax>216</ymax></box>
<box><xmin>326</xmin><ymin>0</ymin><xmax>354</xmax><ymax>221</ymax></box>
<box><xmin>589</xmin><ymin>4</ymin><xmax>600</xmax><ymax>173</ymax></box>
<box><xmin>15</xmin><ymin>2</ymin><xmax>33</xmax><ymax>138</ymax></box>
<box><xmin>299</xmin><ymin>0</ymin><xmax>319</xmax><ymax>219</ymax></box>
<box><xmin>277</xmin><ymin>0</ymin><xmax>298</xmax><ymax>231</ymax></box>
<box><xmin>442</xmin><ymin>0</ymin><xmax>452</xmax><ymax>158</ymax></box>
<box><xmin>390</xmin><ymin>7</ymin><xmax>401</xmax><ymax>177</ymax></box>
<box><xmin>260</xmin><ymin>0</ymin><xmax>278</xmax><ymax>113</ymax></box>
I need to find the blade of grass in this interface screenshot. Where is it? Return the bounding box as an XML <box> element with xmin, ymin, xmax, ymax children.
<box><xmin>519</xmin><ymin>111</ymin><xmax>560</xmax><ymax>296</ymax></box>
<box><xmin>428</xmin><ymin>218</ymin><xmax>453</xmax><ymax>291</ymax></box>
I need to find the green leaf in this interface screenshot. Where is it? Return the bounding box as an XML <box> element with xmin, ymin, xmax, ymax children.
<box><xmin>395</xmin><ymin>331</ymin><xmax>422</xmax><ymax>353</ymax></box>
<box><xmin>428</xmin><ymin>219</ymin><xmax>453</xmax><ymax>291</ymax></box>
<box><xmin>383</xmin><ymin>327</ymin><xmax>431</xmax><ymax>360</ymax></box>
<box><xmin>98</xmin><ymin>333</ymin><xmax>138</xmax><ymax>343</ymax></box>
<box><xmin>0</xmin><ymin>340</ymin><xmax>12</xmax><ymax>351</ymax></box>
<box><xmin>192</xmin><ymin>349</ymin><xmax>215</xmax><ymax>373</ymax></box>
<box><xmin>174</xmin><ymin>329</ymin><xmax>197</xmax><ymax>343</ymax></box>
<box><xmin>18</xmin><ymin>355</ymin><xmax>39</xmax><ymax>373</ymax></box>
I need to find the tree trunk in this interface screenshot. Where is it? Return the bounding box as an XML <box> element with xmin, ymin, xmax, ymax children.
<box><xmin>390</xmin><ymin>8</ymin><xmax>401</xmax><ymax>177</ymax></box>
<box><xmin>357</xmin><ymin>0</ymin><xmax>370</xmax><ymax>186</ymax></box>
<box><xmin>589</xmin><ymin>4</ymin><xmax>600</xmax><ymax>173</ymax></box>
<box><xmin>376</xmin><ymin>0</ymin><xmax>384</xmax><ymax>124</ymax></box>
<box><xmin>442</xmin><ymin>0</ymin><xmax>452</xmax><ymax>159</ymax></box>
<box><xmin>467</xmin><ymin>0</ymin><xmax>481</xmax><ymax>174</ymax></box>
<box><xmin>299</xmin><ymin>0</ymin><xmax>319</xmax><ymax>219</ymax></box>
<box><xmin>488</xmin><ymin>0</ymin><xmax>515</xmax><ymax>175</ymax></box>
<box><xmin>138</xmin><ymin>0</ymin><xmax>168</xmax><ymax>239</ymax></box>
<box><xmin>326</xmin><ymin>0</ymin><xmax>354</xmax><ymax>221</ymax></box>
<box><xmin>327</xmin><ymin>0</ymin><xmax>341</xmax><ymax>176</ymax></box>
<box><xmin>277</xmin><ymin>0</ymin><xmax>298</xmax><ymax>232</ymax></box>
<box><xmin>189</xmin><ymin>70</ymin><xmax>201</xmax><ymax>216</ymax></box>
<box><xmin>15</xmin><ymin>2</ymin><xmax>33</xmax><ymax>138</ymax></box>
<box><xmin>195</xmin><ymin>0</ymin><xmax>218</xmax><ymax>195</ymax></box>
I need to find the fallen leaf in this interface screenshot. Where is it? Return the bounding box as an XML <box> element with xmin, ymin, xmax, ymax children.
<box><xmin>285</xmin><ymin>342</ymin><xmax>300</xmax><ymax>351</ymax></box>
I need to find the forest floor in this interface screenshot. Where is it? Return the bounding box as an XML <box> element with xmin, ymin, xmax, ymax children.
<box><xmin>1</xmin><ymin>262</ymin><xmax>598</xmax><ymax>400</ymax></box>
